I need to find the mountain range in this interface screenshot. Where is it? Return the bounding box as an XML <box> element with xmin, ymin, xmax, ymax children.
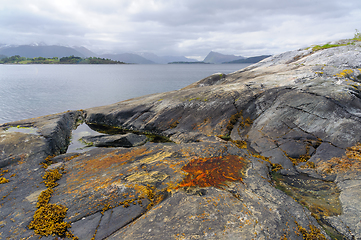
<box><xmin>0</xmin><ymin>44</ymin><xmax>270</xmax><ymax>64</ymax></box>
<box><xmin>203</xmin><ymin>51</ymin><xmax>245</xmax><ymax>64</ymax></box>
<box><xmin>0</xmin><ymin>45</ymin><xmax>87</xmax><ymax>59</ymax></box>
<box><xmin>223</xmin><ymin>55</ymin><xmax>272</xmax><ymax>64</ymax></box>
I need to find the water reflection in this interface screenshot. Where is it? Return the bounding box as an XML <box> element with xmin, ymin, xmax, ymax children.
<box><xmin>66</xmin><ymin>123</ymin><xmax>103</xmax><ymax>153</ymax></box>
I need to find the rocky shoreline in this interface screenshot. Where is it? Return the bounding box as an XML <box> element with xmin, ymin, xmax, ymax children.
<box><xmin>1</xmin><ymin>39</ymin><xmax>361</xmax><ymax>239</ymax></box>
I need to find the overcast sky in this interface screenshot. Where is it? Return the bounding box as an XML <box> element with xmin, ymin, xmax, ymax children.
<box><xmin>0</xmin><ymin>0</ymin><xmax>360</xmax><ymax>60</ymax></box>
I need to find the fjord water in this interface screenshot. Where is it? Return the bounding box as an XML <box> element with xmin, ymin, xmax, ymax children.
<box><xmin>0</xmin><ymin>64</ymin><xmax>251</xmax><ymax>124</ymax></box>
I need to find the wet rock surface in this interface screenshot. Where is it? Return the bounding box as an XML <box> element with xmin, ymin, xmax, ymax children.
<box><xmin>1</xmin><ymin>40</ymin><xmax>361</xmax><ymax>239</ymax></box>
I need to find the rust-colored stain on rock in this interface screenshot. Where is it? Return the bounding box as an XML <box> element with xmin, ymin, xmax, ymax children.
<box><xmin>179</xmin><ymin>155</ymin><xmax>248</xmax><ymax>188</ymax></box>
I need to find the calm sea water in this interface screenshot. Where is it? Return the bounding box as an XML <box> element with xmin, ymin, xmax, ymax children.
<box><xmin>0</xmin><ymin>64</ymin><xmax>251</xmax><ymax>124</ymax></box>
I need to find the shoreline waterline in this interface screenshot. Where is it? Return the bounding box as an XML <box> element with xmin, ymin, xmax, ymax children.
<box><xmin>0</xmin><ymin>64</ymin><xmax>252</xmax><ymax>124</ymax></box>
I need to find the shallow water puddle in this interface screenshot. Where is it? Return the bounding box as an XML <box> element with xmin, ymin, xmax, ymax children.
<box><xmin>271</xmin><ymin>172</ymin><xmax>344</xmax><ymax>239</ymax></box>
<box><xmin>66</xmin><ymin>123</ymin><xmax>103</xmax><ymax>153</ymax></box>
<box><xmin>5</xmin><ymin>126</ymin><xmax>40</xmax><ymax>135</ymax></box>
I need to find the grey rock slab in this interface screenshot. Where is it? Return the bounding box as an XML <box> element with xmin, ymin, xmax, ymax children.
<box><xmin>279</xmin><ymin>140</ymin><xmax>308</xmax><ymax>158</ymax></box>
<box><xmin>70</xmin><ymin>212</ymin><xmax>102</xmax><ymax>240</ymax></box>
<box><xmin>308</xmin><ymin>142</ymin><xmax>345</xmax><ymax>164</ymax></box>
<box><xmin>107</xmin><ymin>189</ymin><xmax>255</xmax><ymax>240</ymax></box>
<box><xmin>261</xmin><ymin>147</ymin><xmax>297</xmax><ymax>174</ymax></box>
<box><xmin>0</xmin><ymin>160</ymin><xmax>47</xmax><ymax>239</ymax></box>
<box><xmin>81</xmin><ymin>133</ymin><xmax>147</xmax><ymax>147</ymax></box>
<box><xmin>95</xmin><ymin>200</ymin><xmax>150</xmax><ymax>240</ymax></box>
<box><xmin>185</xmin><ymin>72</ymin><xmax>227</xmax><ymax>88</ymax></box>
<box><xmin>0</xmin><ymin>131</ymin><xmax>47</xmax><ymax>168</ymax></box>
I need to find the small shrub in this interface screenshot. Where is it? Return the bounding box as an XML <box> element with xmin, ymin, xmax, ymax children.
<box><xmin>353</xmin><ymin>29</ymin><xmax>361</xmax><ymax>41</ymax></box>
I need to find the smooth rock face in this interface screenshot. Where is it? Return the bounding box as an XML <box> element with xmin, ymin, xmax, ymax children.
<box><xmin>1</xmin><ymin>40</ymin><xmax>361</xmax><ymax>239</ymax></box>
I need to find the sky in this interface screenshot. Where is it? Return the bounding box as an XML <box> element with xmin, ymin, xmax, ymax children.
<box><xmin>0</xmin><ymin>0</ymin><xmax>360</xmax><ymax>60</ymax></box>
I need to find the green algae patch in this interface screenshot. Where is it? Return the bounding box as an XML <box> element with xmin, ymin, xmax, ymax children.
<box><xmin>271</xmin><ymin>173</ymin><xmax>341</xmax><ymax>218</ymax></box>
<box><xmin>87</xmin><ymin>123</ymin><xmax>126</xmax><ymax>135</ymax></box>
<box><xmin>271</xmin><ymin>172</ymin><xmax>343</xmax><ymax>239</ymax></box>
<box><xmin>312</xmin><ymin>43</ymin><xmax>347</xmax><ymax>51</ymax></box>
<box><xmin>86</xmin><ymin>123</ymin><xmax>172</xmax><ymax>143</ymax></box>
<box><xmin>178</xmin><ymin>155</ymin><xmax>248</xmax><ymax>189</ymax></box>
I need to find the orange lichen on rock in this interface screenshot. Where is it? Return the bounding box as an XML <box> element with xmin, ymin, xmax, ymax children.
<box><xmin>78</xmin><ymin>148</ymin><xmax>149</xmax><ymax>174</ymax></box>
<box><xmin>40</xmin><ymin>155</ymin><xmax>56</xmax><ymax>169</ymax></box>
<box><xmin>346</xmin><ymin>143</ymin><xmax>361</xmax><ymax>160</ymax></box>
<box><xmin>317</xmin><ymin>143</ymin><xmax>361</xmax><ymax>174</ymax></box>
<box><xmin>295</xmin><ymin>221</ymin><xmax>327</xmax><ymax>240</ymax></box>
<box><xmin>178</xmin><ymin>155</ymin><xmax>248</xmax><ymax>188</ymax></box>
<box><xmin>0</xmin><ymin>177</ymin><xmax>9</xmax><ymax>184</ymax></box>
<box><xmin>65</xmin><ymin>148</ymin><xmax>151</xmax><ymax>192</ymax></box>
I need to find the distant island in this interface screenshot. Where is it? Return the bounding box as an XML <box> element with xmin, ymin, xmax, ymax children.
<box><xmin>0</xmin><ymin>55</ymin><xmax>125</xmax><ymax>64</ymax></box>
<box><xmin>168</xmin><ymin>61</ymin><xmax>211</xmax><ymax>64</ymax></box>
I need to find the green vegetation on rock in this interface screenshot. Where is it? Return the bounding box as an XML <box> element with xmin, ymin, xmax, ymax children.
<box><xmin>312</xmin><ymin>43</ymin><xmax>347</xmax><ymax>51</ymax></box>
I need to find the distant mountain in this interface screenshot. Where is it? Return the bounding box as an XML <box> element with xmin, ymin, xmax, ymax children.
<box><xmin>162</xmin><ymin>55</ymin><xmax>198</xmax><ymax>64</ymax></box>
<box><xmin>0</xmin><ymin>45</ymin><xmax>86</xmax><ymax>58</ymax></box>
<box><xmin>138</xmin><ymin>52</ymin><xmax>198</xmax><ymax>64</ymax></box>
<box><xmin>223</xmin><ymin>55</ymin><xmax>272</xmax><ymax>64</ymax></box>
<box><xmin>137</xmin><ymin>52</ymin><xmax>167</xmax><ymax>64</ymax></box>
<box><xmin>0</xmin><ymin>54</ymin><xmax>6</xmax><ymax>59</ymax></box>
<box><xmin>99</xmin><ymin>53</ymin><xmax>155</xmax><ymax>64</ymax></box>
<box><xmin>203</xmin><ymin>51</ymin><xmax>245</xmax><ymax>64</ymax></box>
<box><xmin>168</xmin><ymin>61</ymin><xmax>210</xmax><ymax>64</ymax></box>
<box><xmin>72</xmin><ymin>46</ymin><xmax>98</xmax><ymax>58</ymax></box>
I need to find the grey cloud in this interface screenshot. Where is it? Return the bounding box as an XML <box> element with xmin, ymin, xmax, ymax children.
<box><xmin>0</xmin><ymin>0</ymin><xmax>360</xmax><ymax>57</ymax></box>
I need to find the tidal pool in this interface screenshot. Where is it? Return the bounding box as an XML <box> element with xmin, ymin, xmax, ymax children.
<box><xmin>5</xmin><ymin>126</ymin><xmax>40</xmax><ymax>135</ymax></box>
<box><xmin>66</xmin><ymin>123</ymin><xmax>103</xmax><ymax>153</ymax></box>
